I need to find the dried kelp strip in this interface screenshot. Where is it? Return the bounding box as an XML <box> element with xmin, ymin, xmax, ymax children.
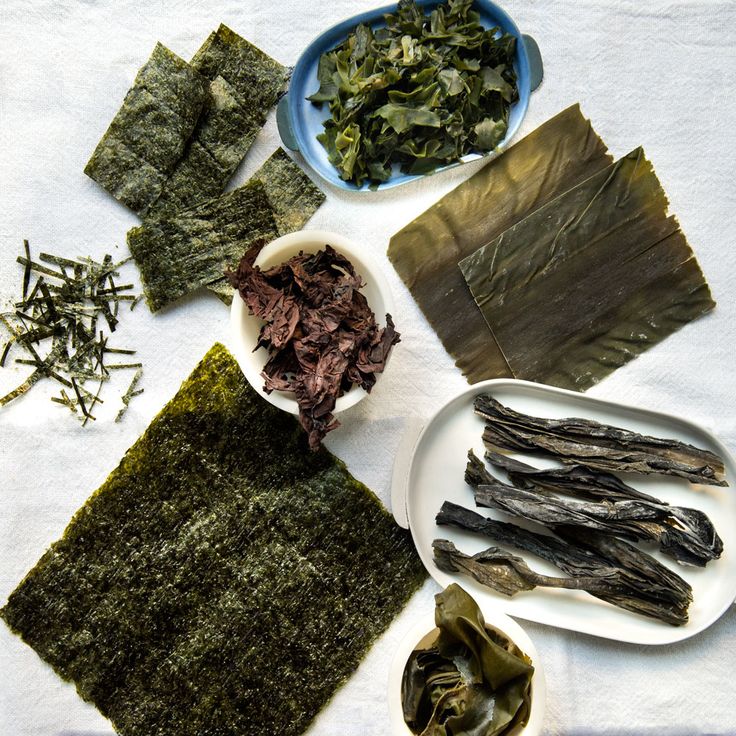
<box><xmin>458</xmin><ymin>455</ymin><xmax>694</xmax><ymax>619</ymax></box>
<box><xmin>402</xmin><ymin>584</ymin><xmax>533</xmax><ymax>736</ymax></box>
<box><xmin>205</xmin><ymin>148</ymin><xmax>326</xmax><ymax>303</ymax></box>
<box><xmin>150</xmin><ymin>25</ymin><xmax>290</xmax><ymax>215</ymax></box>
<box><xmin>1</xmin><ymin>343</ymin><xmax>425</xmax><ymax>736</ymax></box>
<box><xmin>473</xmin><ymin>475</ymin><xmax>721</xmax><ymax>567</ymax></box>
<box><xmin>1</xmin><ymin>242</ymin><xmax>141</xmax><ymax>420</ymax></box>
<box><xmin>485</xmin><ymin>449</ymin><xmax>660</xmax><ymax>503</ymax></box>
<box><xmin>84</xmin><ymin>43</ymin><xmax>207</xmax><ymax>215</ymax></box>
<box><xmin>387</xmin><ymin>104</ymin><xmax>612</xmax><ymax>383</ymax></box>
<box><xmin>128</xmin><ymin>179</ymin><xmax>279</xmax><ymax>311</ymax></box>
<box><xmin>460</xmin><ymin>148</ymin><xmax>716</xmax><ymax>390</ymax></box>
<box><xmin>433</xmin><ymin>539</ymin><xmax>690</xmax><ymax>626</ymax></box>
<box><xmin>476</xmin><ymin>394</ymin><xmax>727</xmax><ymax>486</ymax></box>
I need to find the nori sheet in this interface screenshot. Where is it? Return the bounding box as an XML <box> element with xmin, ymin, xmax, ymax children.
<box><xmin>128</xmin><ymin>180</ymin><xmax>280</xmax><ymax>312</ymax></box>
<box><xmin>1</xmin><ymin>343</ymin><xmax>425</xmax><ymax>736</ymax></box>
<box><xmin>387</xmin><ymin>104</ymin><xmax>612</xmax><ymax>384</ymax></box>
<box><xmin>149</xmin><ymin>25</ymin><xmax>290</xmax><ymax>215</ymax></box>
<box><xmin>84</xmin><ymin>43</ymin><xmax>207</xmax><ymax>216</ymax></box>
<box><xmin>205</xmin><ymin>148</ymin><xmax>327</xmax><ymax>303</ymax></box>
<box><xmin>459</xmin><ymin>148</ymin><xmax>716</xmax><ymax>390</ymax></box>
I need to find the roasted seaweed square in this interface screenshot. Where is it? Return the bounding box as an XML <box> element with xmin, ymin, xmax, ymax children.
<box><xmin>128</xmin><ymin>180</ymin><xmax>280</xmax><ymax>311</ymax></box>
<box><xmin>84</xmin><ymin>43</ymin><xmax>207</xmax><ymax>216</ymax></box>
<box><xmin>1</xmin><ymin>343</ymin><xmax>425</xmax><ymax>736</ymax></box>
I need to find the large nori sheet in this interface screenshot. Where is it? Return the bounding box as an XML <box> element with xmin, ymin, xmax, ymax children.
<box><xmin>149</xmin><ymin>25</ymin><xmax>290</xmax><ymax>215</ymax></box>
<box><xmin>84</xmin><ymin>43</ymin><xmax>207</xmax><ymax>216</ymax></box>
<box><xmin>387</xmin><ymin>104</ymin><xmax>612</xmax><ymax>384</ymax></box>
<box><xmin>460</xmin><ymin>148</ymin><xmax>716</xmax><ymax>390</ymax></box>
<box><xmin>1</xmin><ymin>343</ymin><xmax>425</xmax><ymax>736</ymax></box>
<box><xmin>128</xmin><ymin>180</ymin><xmax>279</xmax><ymax>311</ymax></box>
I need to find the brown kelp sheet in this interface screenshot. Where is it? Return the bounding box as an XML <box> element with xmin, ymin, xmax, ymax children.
<box><xmin>460</xmin><ymin>148</ymin><xmax>715</xmax><ymax>390</ymax></box>
<box><xmin>84</xmin><ymin>43</ymin><xmax>208</xmax><ymax>216</ymax></box>
<box><xmin>1</xmin><ymin>343</ymin><xmax>425</xmax><ymax>736</ymax></box>
<box><xmin>388</xmin><ymin>104</ymin><xmax>612</xmax><ymax>383</ymax></box>
<box><xmin>129</xmin><ymin>148</ymin><xmax>325</xmax><ymax>311</ymax></box>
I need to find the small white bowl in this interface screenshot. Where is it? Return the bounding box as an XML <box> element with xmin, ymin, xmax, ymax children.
<box><xmin>388</xmin><ymin>608</ymin><xmax>546</xmax><ymax>736</ymax></box>
<box><xmin>229</xmin><ymin>230</ymin><xmax>395</xmax><ymax>416</ymax></box>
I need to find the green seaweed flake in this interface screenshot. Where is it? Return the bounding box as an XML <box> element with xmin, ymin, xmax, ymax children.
<box><xmin>1</xmin><ymin>343</ymin><xmax>425</xmax><ymax>736</ymax></box>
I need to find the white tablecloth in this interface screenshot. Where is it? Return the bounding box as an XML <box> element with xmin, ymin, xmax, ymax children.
<box><xmin>2</xmin><ymin>1</ymin><xmax>736</xmax><ymax>734</ymax></box>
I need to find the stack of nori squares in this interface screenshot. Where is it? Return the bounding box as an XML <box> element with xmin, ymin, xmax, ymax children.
<box><xmin>85</xmin><ymin>26</ymin><xmax>326</xmax><ymax>311</ymax></box>
<box><xmin>1</xmin><ymin>343</ymin><xmax>426</xmax><ymax>736</ymax></box>
<box><xmin>388</xmin><ymin>105</ymin><xmax>715</xmax><ymax>390</ymax></box>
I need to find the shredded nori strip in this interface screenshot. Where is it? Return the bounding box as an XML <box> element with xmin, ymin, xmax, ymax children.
<box><xmin>84</xmin><ymin>43</ymin><xmax>207</xmax><ymax>216</ymax></box>
<box><xmin>149</xmin><ymin>25</ymin><xmax>290</xmax><ymax>215</ymax></box>
<box><xmin>1</xmin><ymin>343</ymin><xmax>425</xmax><ymax>736</ymax></box>
<box><xmin>387</xmin><ymin>105</ymin><xmax>612</xmax><ymax>383</ymax></box>
<box><xmin>1</xmin><ymin>242</ymin><xmax>141</xmax><ymax>419</ymax></box>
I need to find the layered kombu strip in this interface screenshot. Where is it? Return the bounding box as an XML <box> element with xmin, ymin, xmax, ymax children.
<box><xmin>149</xmin><ymin>25</ymin><xmax>290</xmax><ymax>215</ymax></box>
<box><xmin>1</xmin><ymin>343</ymin><xmax>425</xmax><ymax>736</ymax></box>
<box><xmin>128</xmin><ymin>180</ymin><xmax>279</xmax><ymax>311</ymax></box>
<box><xmin>460</xmin><ymin>148</ymin><xmax>715</xmax><ymax>391</ymax></box>
<box><xmin>387</xmin><ymin>104</ymin><xmax>612</xmax><ymax>383</ymax></box>
<box><xmin>84</xmin><ymin>43</ymin><xmax>207</xmax><ymax>215</ymax></box>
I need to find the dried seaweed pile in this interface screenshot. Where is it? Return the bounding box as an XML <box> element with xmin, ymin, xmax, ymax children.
<box><xmin>228</xmin><ymin>245</ymin><xmax>400</xmax><ymax>449</ymax></box>
<box><xmin>433</xmin><ymin>395</ymin><xmax>727</xmax><ymax>626</ymax></box>
<box><xmin>1</xmin><ymin>343</ymin><xmax>425</xmax><ymax>736</ymax></box>
<box><xmin>0</xmin><ymin>240</ymin><xmax>142</xmax><ymax>422</ymax></box>
<box><xmin>388</xmin><ymin>106</ymin><xmax>714</xmax><ymax>389</ymax></box>
<box><xmin>85</xmin><ymin>27</ymin><xmax>325</xmax><ymax>311</ymax></box>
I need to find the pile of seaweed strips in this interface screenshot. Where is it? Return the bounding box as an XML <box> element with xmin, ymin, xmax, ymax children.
<box><xmin>309</xmin><ymin>0</ymin><xmax>518</xmax><ymax>186</ymax></box>
<box><xmin>228</xmin><ymin>244</ymin><xmax>400</xmax><ymax>449</ymax></box>
<box><xmin>402</xmin><ymin>584</ymin><xmax>533</xmax><ymax>736</ymax></box>
<box><xmin>1</xmin><ymin>343</ymin><xmax>426</xmax><ymax>736</ymax></box>
<box><xmin>0</xmin><ymin>240</ymin><xmax>142</xmax><ymax>422</ymax></box>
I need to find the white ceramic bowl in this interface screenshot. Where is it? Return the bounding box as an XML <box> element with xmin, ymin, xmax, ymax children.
<box><xmin>388</xmin><ymin>607</ymin><xmax>546</xmax><ymax>736</ymax></box>
<box><xmin>229</xmin><ymin>230</ymin><xmax>395</xmax><ymax>415</ymax></box>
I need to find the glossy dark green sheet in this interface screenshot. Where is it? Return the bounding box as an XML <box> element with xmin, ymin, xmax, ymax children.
<box><xmin>388</xmin><ymin>104</ymin><xmax>612</xmax><ymax>383</ymax></box>
<box><xmin>459</xmin><ymin>148</ymin><xmax>715</xmax><ymax>390</ymax></box>
<box><xmin>1</xmin><ymin>343</ymin><xmax>425</xmax><ymax>736</ymax></box>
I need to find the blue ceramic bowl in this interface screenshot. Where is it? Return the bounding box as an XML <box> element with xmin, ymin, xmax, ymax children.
<box><xmin>277</xmin><ymin>0</ymin><xmax>543</xmax><ymax>192</ymax></box>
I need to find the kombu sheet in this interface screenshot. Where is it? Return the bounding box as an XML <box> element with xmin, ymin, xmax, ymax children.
<box><xmin>460</xmin><ymin>148</ymin><xmax>715</xmax><ymax>390</ymax></box>
<box><xmin>1</xmin><ymin>343</ymin><xmax>425</xmax><ymax>736</ymax></box>
<box><xmin>388</xmin><ymin>104</ymin><xmax>612</xmax><ymax>383</ymax></box>
<box><xmin>149</xmin><ymin>25</ymin><xmax>290</xmax><ymax>215</ymax></box>
<box><xmin>84</xmin><ymin>43</ymin><xmax>207</xmax><ymax>216</ymax></box>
